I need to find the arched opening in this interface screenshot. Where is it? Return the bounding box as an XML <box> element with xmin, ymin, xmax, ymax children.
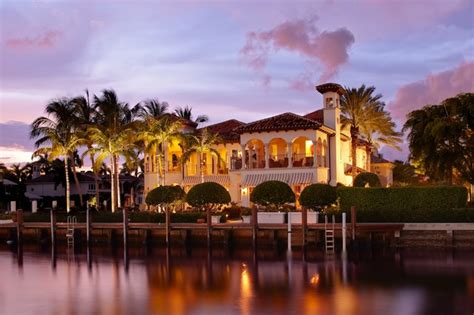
<box><xmin>316</xmin><ymin>138</ymin><xmax>323</xmax><ymax>167</ymax></box>
<box><xmin>322</xmin><ymin>139</ymin><xmax>328</xmax><ymax>167</ymax></box>
<box><xmin>246</xmin><ymin>139</ymin><xmax>265</xmax><ymax>169</ymax></box>
<box><xmin>292</xmin><ymin>136</ymin><xmax>314</xmax><ymax>167</ymax></box>
<box><xmin>268</xmin><ymin>138</ymin><xmax>288</xmax><ymax>168</ymax></box>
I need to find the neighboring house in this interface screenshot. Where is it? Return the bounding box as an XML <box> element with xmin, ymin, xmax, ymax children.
<box><xmin>143</xmin><ymin>82</ymin><xmax>394</xmax><ymax>207</ymax></box>
<box><xmin>25</xmin><ymin>172</ymin><xmax>142</xmax><ymax>206</ymax></box>
<box><xmin>370</xmin><ymin>153</ymin><xmax>395</xmax><ymax>187</ymax></box>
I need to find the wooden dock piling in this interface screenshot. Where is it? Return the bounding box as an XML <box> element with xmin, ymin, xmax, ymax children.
<box><xmin>123</xmin><ymin>208</ymin><xmax>129</xmax><ymax>247</ymax></box>
<box><xmin>351</xmin><ymin>206</ymin><xmax>357</xmax><ymax>241</ymax></box>
<box><xmin>50</xmin><ymin>209</ymin><xmax>56</xmax><ymax>246</ymax></box>
<box><xmin>252</xmin><ymin>207</ymin><xmax>258</xmax><ymax>248</ymax></box>
<box><xmin>86</xmin><ymin>208</ymin><xmax>92</xmax><ymax>245</ymax></box>
<box><xmin>302</xmin><ymin>207</ymin><xmax>308</xmax><ymax>248</ymax></box>
<box><xmin>16</xmin><ymin>209</ymin><xmax>23</xmax><ymax>246</ymax></box>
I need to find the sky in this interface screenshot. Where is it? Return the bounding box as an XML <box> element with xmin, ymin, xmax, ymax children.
<box><xmin>0</xmin><ymin>0</ymin><xmax>473</xmax><ymax>165</ymax></box>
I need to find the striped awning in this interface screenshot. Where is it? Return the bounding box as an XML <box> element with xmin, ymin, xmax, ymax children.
<box><xmin>242</xmin><ymin>172</ymin><xmax>313</xmax><ymax>187</ymax></box>
<box><xmin>183</xmin><ymin>175</ymin><xmax>231</xmax><ymax>186</ymax></box>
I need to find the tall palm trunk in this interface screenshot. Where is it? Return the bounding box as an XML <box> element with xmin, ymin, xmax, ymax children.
<box><xmin>114</xmin><ymin>154</ymin><xmax>121</xmax><ymax>208</ymax></box>
<box><xmin>366</xmin><ymin>145</ymin><xmax>372</xmax><ymax>171</ymax></box>
<box><xmin>89</xmin><ymin>151</ymin><xmax>100</xmax><ymax>207</ymax></box>
<box><xmin>200</xmin><ymin>152</ymin><xmax>205</xmax><ymax>184</ymax></box>
<box><xmin>350</xmin><ymin>126</ymin><xmax>359</xmax><ymax>181</ymax></box>
<box><xmin>70</xmin><ymin>157</ymin><xmax>84</xmax><ymax>207</ymax></box>
<box><xmin>64</xmin><ymin>157</ymin><xmax>71</xmax><ymax>213</ymax></box>
<box><xmin>110</xmin><ymin>155</ymin><xmax>116</xmax><ymax>212</ymax></box>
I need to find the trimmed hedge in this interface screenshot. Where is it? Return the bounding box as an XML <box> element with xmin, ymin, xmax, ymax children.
<box><xmin>186</xmin><ymin>182</ymin><xmax>231</xmax><ymax>208</ymax></box>
<box><xmin>299</xmin><ymin>184</ymin><xmax>337</xmax><ymax>210</ymax></box>
<box><xmin>354</xmin><ymin>172</ymin><xmax>381</xmax><ymax>187</ymax></box>
<box><xmin>250</xmin><ymin>181</ymin><xmax>295</xmax><ymax>207</ymax></box>
<box><xmin>337</xmin><ymin>186</ymin><xmax>470</xmax><ymax>222</ymax></box>
<box><xmin>145</xmin><ymin>185</ymin><xmax>186</xmax><ymax>206</ymax></box>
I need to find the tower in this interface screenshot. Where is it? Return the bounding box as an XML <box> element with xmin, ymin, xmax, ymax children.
<box><xmin>316</xmin><ymin>83</ymin><xmax>344</xmax><ymax>186</ymax></box>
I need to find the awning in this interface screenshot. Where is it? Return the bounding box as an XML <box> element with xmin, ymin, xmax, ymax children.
<box><xmin>183</xmin><ymin>175</ymin><xmax>231</xmax><ymax>186</ymax></box>
<box><xmin>242</xmin><ymin>172</ymin><xmax>313</xmax><ymax>187</ymax></box>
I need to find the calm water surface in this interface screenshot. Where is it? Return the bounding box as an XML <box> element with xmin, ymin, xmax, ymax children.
<box><xmin>0</xmin><ymin>245</ymin><xmax>473</xmax><ymax>315</ymax></box>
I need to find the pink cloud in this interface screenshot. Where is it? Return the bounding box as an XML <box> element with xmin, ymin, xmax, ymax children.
<box><xmin>388</xmin><ymin>61</ymin><xmax>474</xmax><ymax>121</ymax></box>
<box><xmin>6</xmin><ymin>30</ymin><xmax>62</xmax><ymax>49</ymax></box>
<box><xmin>240</xmin><ymin>16</ymin><xmax>355</xmax><ymax>88</ymax></box>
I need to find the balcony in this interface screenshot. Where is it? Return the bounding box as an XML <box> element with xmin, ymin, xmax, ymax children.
<box><xmin>292</xmin><ymin>154</ymin><xmax>314</xmax><ymax>167</ymax></box>
<box><xmin>185</xmin><ymin>163</ymin><xmax>228</xmax><ymax>176</ymax></box>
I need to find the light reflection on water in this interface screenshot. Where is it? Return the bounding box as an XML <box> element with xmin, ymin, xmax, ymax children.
<box><xmin>0</xmin><ymin>245</ymin><xmax>473</xmax><ymax>315</ymax></box>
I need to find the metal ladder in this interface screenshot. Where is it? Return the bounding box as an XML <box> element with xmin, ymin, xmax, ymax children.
<box><xmin>324</xmin><ymin>215</ymin><xmax>335</xmax><ymax>253</ymax></box>
<box><xmin>66</xmin><ymin>216</ymin><xmax>77</xmax><ymax>248</ymax></box>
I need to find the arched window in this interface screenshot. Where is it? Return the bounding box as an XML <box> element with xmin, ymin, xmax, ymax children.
<box><xmin>322</xmin><ymin>140</ymin><xmax>328</xmax><ymax>167</ymax></box>
<box><xmin>316</xmin><ymin>138</ymin><xmax>323</xmax><ymax>167</ymax></box>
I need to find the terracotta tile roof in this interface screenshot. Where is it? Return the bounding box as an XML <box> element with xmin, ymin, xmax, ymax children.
<box><xmin>303</xmin><ymin>109</ymin><xmax>324</xmax><ymax>123</ymax></box>
<box><xmin>235</xmin><ymin>112</ymin><xmax>321</xmax><ymax>134</ymax></box>
<box><xmin>371</xmin><ymin>154</ymin><xmax>392</xmax><ymax>164</ymax></box>
<box><xmin>199</xmin><ymin>119</ymin><xmax>246</xmax><ymax>143</ymax></box>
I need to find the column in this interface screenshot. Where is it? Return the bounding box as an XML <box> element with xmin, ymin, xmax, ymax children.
<box><xmin>248</xmin><ymin>147</ymin><xmax>253</xmax><ymax>169</ymax></box>
<box><xmin>312</xmin><ymin>140</ymin><xmax>318</xmax><ymax>168</ymax></box>
<box><xmin>241</xmin><ymin>144</ymin><xmax>247</xmax><ymax>169</ymax></box>
<box><xmin>264</xmin><ymin>143</ymin><xmax>270</xmax><ymax>169</ymax></box>
<box><xmin>287</xmin><ymin>141</ymin><xmax>293</xmax><ymax>168</ymax></box>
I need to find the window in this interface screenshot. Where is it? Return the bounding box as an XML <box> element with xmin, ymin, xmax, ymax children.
<box><xmin>89</xmin><ymin>184</ymin><xmax>95</xmax><ymax>190</ymax></box>
<box><xmin>326</xmin><ymin>97</ymin><xmax>334</xmax><ymax>108</ymax></box>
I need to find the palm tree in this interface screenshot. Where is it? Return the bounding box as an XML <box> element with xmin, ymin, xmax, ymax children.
<box><xmin>181</xmin><ymin>128</ymin><xmax>223</xmax><ymax>183</ymax></box>
<box><xmin>31</xmin><ymin>99</ymin><xmax>85</xmax><ymax>211</ymax></box>
<box><xmin>340</xmin><ymin>85</ymin><xmax>384</xmax><ymax>180</ymax></box>
<box><xmin>137</xmin><ymin>115</ymin><xmax>182</xmax><ymax>186</ymax></box>
<box><xmin>174</xmin><ymin>105</ymin><xmax>209</xmax><ymax>125</ymax></box>
<box><xmin>138</xmin><ymin>99</ymin><xmax>169</xmax><ymax>118</ymax></box>
<box><xmin>91</xmin><ymin>90</ymin><xmax>138</xmax><ymax>211</ymax></box>
<box><xmin>359</xmin><ymin>103</ymin><xmax>403</xmax><ymax>169</ymax></box>
<box><xmin>72</xmin><ymin>90</ymin><xmax>101</xmax><ymax>205</ymax></box>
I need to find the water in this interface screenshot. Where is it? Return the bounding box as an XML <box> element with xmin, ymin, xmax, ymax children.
<box><xmin>0</xmin><ymin>245</ymin><xmax>473</xmax><ymax>315</ymax></box>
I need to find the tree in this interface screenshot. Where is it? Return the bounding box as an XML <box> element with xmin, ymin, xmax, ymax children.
<box><xmin>72</xmin><ymin>90</ymin><xmax>101</xmax><ymax>205</ymax></box>
<box><xmin>353</xmin><ymin>172</ymin><xmax>381</xmax><ymax>187</ymax></box>
<box><xmin>145</xmin><ymin>185</ymin><xmax>186</xmax><ymax>209</ymax></box>
<box><xmin>186</xmin><ymin>182</ymin><xmax>230</xmax><ymax>208</ymax></box>
<box><xmin>403</xmin><ymin>93</ymin><xmax>474</xmax><ymax>185</ymax></box>
<box><xmin>137</xmin><ymin>115</ymin><xmax>182</xmax><ymax>186</ymax></box>
<box><xmin>180</xmin><ymin>128</ymin><xmax>223</xmax><ymax>183</ymax></box>
<box><xmin>139</xmin><ymin>99</ymin><xmax>169</xmax><ymax>118</ymax></box>
<box><xmin>31</xmin><ymin>98</ymin><xmax>85</xmax><ymax>212</ymax></box>
<box><xmin>359</xmin><ymin>103</ymin><xmax>402</xmax><ymax>170</ymax></box>
<box><xmin>299</xmin><ymin>184</ymin><xmax>337</xmax><ymax>210</ymax></box>
<box><xmin>250</xmin><ymin>181</ymin><xmax>295</xmax><ymax>209</ymax></box>
<box><xmin>341</xmin><ymin>85</ymin><xmax>385</xmax><ymax>179</ymax></box>
<box><xmin>174</xmin><ymin>105</ymin><xmax>209</xmax><ymax>125</ymax></box>
<box><xmin>392</xmin><ymin>160</ymin><xmax>417</xmax><ymax>185</ymax></box>
<box><xmin>91</xmin><ymin>90</ymin><xmax>138</xmax><ymax>211</ymax></box>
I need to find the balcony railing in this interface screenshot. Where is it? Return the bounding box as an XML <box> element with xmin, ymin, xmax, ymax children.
<box><xmin>292</xmin><ymin>154</ymin><xmax>314</xmax><ymax>167</ymax></box>
<box><xmin>185</xmin><ymin>164</ymin><xmax>228</xmax><ymax>176</ymax></box>
<box><xmin>269</xmin><ymin>154</ymin><xmax>288</xmax><ymax>168</ymax></box>
<box><xmin>230</xmin><ymin>157</ymin><xmax>242</xmax><ymax>170</ymax></box>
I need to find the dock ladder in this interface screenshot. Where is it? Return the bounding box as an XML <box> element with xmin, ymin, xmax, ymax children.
<box><xmin>66</xmin><ymin>216</ymin><xmax>77</xmax><ymax>247</ymax></box>
<box><xmin>324</xmin><ymin>215</ymin><xmax>335</xmax><ymax>253</ymax></box>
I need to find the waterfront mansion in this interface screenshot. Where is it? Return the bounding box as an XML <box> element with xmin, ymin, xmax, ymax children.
<box><xmin>143</xmin><ymin>83</ymin><xmax>394</xmax><ymax>207</ymax></box>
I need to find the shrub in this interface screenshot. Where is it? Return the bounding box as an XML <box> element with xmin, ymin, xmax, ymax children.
<box><xmin>250</xmin><ymin>181</ymin><xmax>295</xmax><ymax>208</ymax></box>
<box><xmin>145</xmin><ymin>185</ymin><xmax>186</xmax><ymax>206</ymax></box>
<box><xmin>337</xmin><ymin>186</ymin><xmax>469</xmax><ymax>222</ymax></box>
<box><xmin>186</xmin><ymin>182</ymin><xmax>231</xmax><ymax>208</ymax></box>
<box><xmin>299</xmin><ymin>184</ymin><xmax>337</xmax><ymax>210</ymax></box>
<box><xmin>353</xmin><ymin>172</ymin><xmax>381</xmax><ymax>187</ymax></box>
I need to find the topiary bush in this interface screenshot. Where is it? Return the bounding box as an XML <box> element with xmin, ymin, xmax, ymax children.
<box><xmin>186</xmin><ymin>182</ymin><xmax>231</xmax><ymax>208</ymax></box>
<box><xmin>299</xmin><ymin>184</ymin><xmax>337</xmax><ymax>210</ymax></box>
<box><xmin>337</xmin><ymin>186</ymin><xmax>470</xmax><ymax>222</ymax></box>
<box><xmin>146</xmin><ymin>185</ymin><xmax>186</xmax><ymax>206</ymax></box>
<box><xmin>354</xmin><ymin>172</ymin><xmax>381</xmax><ymax>187</ymax></box>
<box><xmin>250</xmin><ymin>181</ymin><xmax>295</xmax><ymax>209</ymax></box>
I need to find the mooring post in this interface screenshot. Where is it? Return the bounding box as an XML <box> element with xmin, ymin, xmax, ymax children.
<box><xmin>123</xmin><ymin>208</ymin><xmax>129</xmax><ymax>247</ymax></box>
<box><xmin>342</xmin><ymin>212</ymin><xmax>347</xmax><ymax>254</ymax></box>
<box><xmin>351</xmin><ymin>206</ymin><xmax>357</xmax><ymax>241</ymax></box>
<box><xmin>165</xmin><ymin>207</ymin><xmax>171</xmax><ymax>246</ymax></box>
<box><xmin>16</xmin><ymin>209</ymin><xmax>24</xmax><ymax>245</ymax></box>
<box><xmin>252</xmin><ymin>207</ymin><xmax>258</xmax><ymax>248</ymax></box>
<box><xmin>302</xmin><ymin>207</ymin><xmax>308</xmax><ymax>249</ymax></box>
<box><xmin>287</xmin><ymin>211</ymin><xmax>292</xmax><ymax>252</ymax></box>
<box><xmin>86</xmin><ymin>207</ymin><xmax>92</xmax><ymax>245</ymax></box>
<box><xmin>206</xmin><ymin>207</ymin><xmax>212</xmax><ymax>247</ymax></box>
<box><xmin>50</xmin><ymin>209</ymin><xmax>56</xmax><ymax>247</ymax></box>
